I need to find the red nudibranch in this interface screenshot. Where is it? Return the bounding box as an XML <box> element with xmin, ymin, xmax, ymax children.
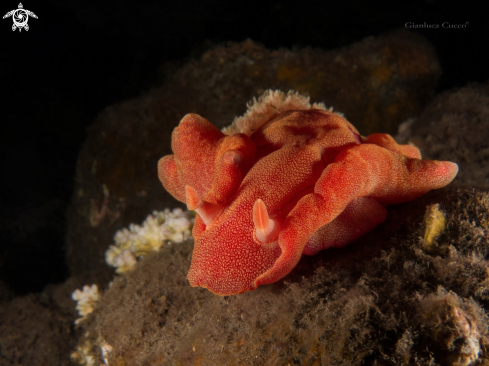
<box><xmin>158</xmin><ymin>90</ymin><xmax>458</xmax><ymax>296</ymax></box>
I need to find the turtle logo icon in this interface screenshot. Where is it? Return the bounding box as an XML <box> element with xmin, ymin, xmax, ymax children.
<box><xmin>3</xmin><ymin>3</ymin><xmax>38</xmax><ymax>32</ymax></box>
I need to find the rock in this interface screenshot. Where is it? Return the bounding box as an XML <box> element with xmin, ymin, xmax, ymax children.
<box><xmin>77</xmin><ymin>188</ymin><xmax>489</xmax><ymax>365</ymax></box>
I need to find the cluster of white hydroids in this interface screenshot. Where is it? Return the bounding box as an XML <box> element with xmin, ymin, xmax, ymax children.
<box><xmin>105</xmin><ymin>208</ymin><xmax>193</xmax><ymax>273</ymax></box>
<box><xmin>72</xmin><ymin>284</ymin><xmax>100</xmax><ymax>325</ymax></box>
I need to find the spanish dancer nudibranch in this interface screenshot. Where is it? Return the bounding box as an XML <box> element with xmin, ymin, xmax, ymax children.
<box><xmin>158</xmin><ymin>90</ymin><xmax>458</xmax><ymax>295</ymax></box>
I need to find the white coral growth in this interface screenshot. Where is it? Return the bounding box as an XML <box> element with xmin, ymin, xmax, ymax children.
<box><xmin>105</xmin><ymin>208</ymin><xmax>193</xmax><ymax>273</ymax></box>
<box><xmin>71</xmin><ymin>332</ymin><xmax>112</xmax><ymax>366</ymax></box>
<box><xmin>70</xmin><ymin>338</ymin><xmax>97</xmax><ymax>366</ymax></box>
<box><xmin>72</xmin><ymin>285</ymin><xmax>100</xmax><ymax>325</ymax></box>
<box><xmin>222</xmin><ymin>89</ymin><xmax>342</xmax><ymax>136</ymax></box>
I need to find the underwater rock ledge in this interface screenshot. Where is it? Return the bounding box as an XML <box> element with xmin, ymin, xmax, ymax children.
<box><xmin>73</xmin><ymin>187</ymin><xmax>489</xmax><ymax>366</ymax></box>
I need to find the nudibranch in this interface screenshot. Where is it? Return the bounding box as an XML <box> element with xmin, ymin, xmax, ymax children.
<box><xmin>158</xmin><ymin>90</ymin><xmax>458</xmax><ymax>296</ymax></box>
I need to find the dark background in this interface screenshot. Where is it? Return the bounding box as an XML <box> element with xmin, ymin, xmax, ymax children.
<box><xmin>1</xmin><ymin>0</ymin><xmax>488</xmax><ymax>295</ymax></box>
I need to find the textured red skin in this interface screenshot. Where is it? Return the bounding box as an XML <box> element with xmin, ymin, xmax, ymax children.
<box><xmin>158</xmin><ymin>110</ymin><xmax>458</xmax><ymax>295</ymax></box>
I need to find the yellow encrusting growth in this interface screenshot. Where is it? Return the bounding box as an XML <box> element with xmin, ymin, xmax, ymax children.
<box><xmin>105</xmin><ymin>208</ymin><xmax>194</xmax><ymax>273</ymax></box>
<box><xmin>423</xmin><ymin>203</ymin><xmax>447</xmax><ymax>251</ymax></box>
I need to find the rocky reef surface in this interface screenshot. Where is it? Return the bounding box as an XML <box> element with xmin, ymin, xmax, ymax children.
<box><xmin>1</xmin><ymin>30</ymin><xmax>488</xmax><ymax>366</ymax></box>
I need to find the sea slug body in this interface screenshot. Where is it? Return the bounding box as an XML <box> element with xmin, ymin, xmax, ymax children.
<box><xmin>158</xmin><ymin>90</ymin><xmax>458</xmax><ymax>295</ymax></box>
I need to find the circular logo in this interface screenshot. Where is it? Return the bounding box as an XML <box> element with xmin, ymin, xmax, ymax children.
<box><xmin>3</xmin><ymin>3</ymin><xmax>38</xmax><ymax>32</ymax></box>
<box><xmin>12</xmin><ymin>9</ymin><xmax>28</xmax><ymax>28</ymax></box>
